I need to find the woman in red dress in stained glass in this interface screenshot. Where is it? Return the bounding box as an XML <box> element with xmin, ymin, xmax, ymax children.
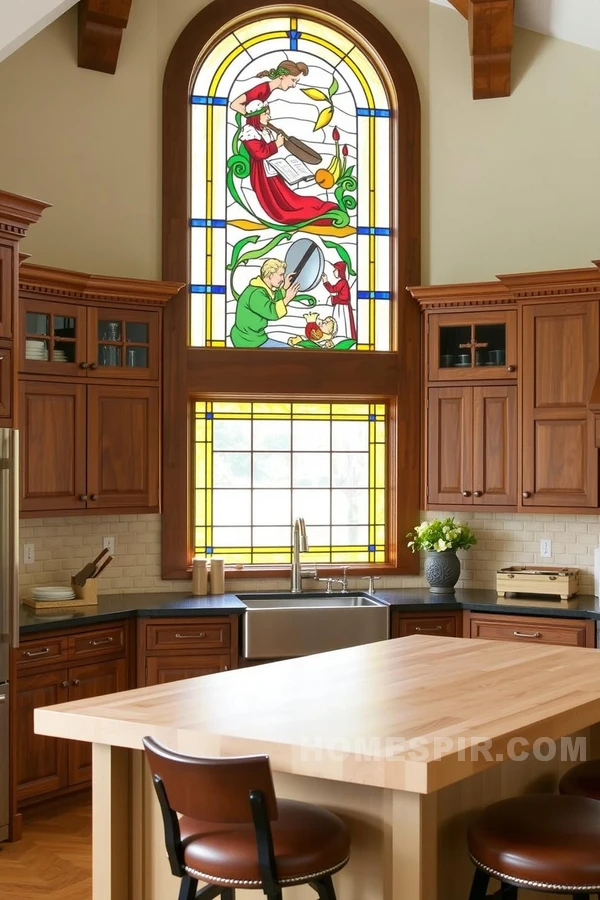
<box><xmin>231</xmin><ymin>61</ymin><xmax>338</xmax><ymax>226</ymax></box>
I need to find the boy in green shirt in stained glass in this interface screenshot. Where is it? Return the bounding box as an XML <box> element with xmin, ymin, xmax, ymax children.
<box><xmin>230</xmin><ymin>258</ymin><xmax>299</xmax><ymax>348</ymax></box>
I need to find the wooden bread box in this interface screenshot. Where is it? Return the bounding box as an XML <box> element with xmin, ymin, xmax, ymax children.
<box><xmin>496</xmin><ymin>566</ymin><xmax>579</xmax><ymax>600</ymax></box>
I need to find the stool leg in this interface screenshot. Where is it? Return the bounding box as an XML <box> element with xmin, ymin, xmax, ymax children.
<box><xmin>500</xmin><ymin>884</ymin><xmax>518</xmax><ymax>899</ymax></box>
<box><xmin>469</xmin><ymin>868</ymin><xmax>490</xmax><ymax>899</ymax></box>
<box><xmin>309</xmin><ymin>876</ymin><xmax>337</xmax><ymax>900</ymax></box>
<box><xmin>178</xmin><ymin>876</ymin><xmax>198</xmax><ymax>900</ymax></box>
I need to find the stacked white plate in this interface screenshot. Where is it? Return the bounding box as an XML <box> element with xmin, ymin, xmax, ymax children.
<box><xmin>54</xmin><ymin>349</ymin><xmax>68</xmax><ymax>363</ymax></box>
<box><xmin>31</xmin><ymin>585</ymin><xmax>76</xmax><ymax>602</ymax></box>
<box><xmin>26</xmin><ymin>339</ymin><xmax>48</xmax><ymax>361</ymax></box>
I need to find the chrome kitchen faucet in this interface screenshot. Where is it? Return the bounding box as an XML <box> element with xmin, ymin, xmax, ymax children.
<box><xmin>291</xmin><ymin>517</ymin><xmax>317</xmax><ymax>593</ymax></box>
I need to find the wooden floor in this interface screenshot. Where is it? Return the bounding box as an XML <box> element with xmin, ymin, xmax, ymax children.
<box><xmin>0</xmin><ymin>794</ymin><xmax>91</xmax><ymax>899</ymax></box>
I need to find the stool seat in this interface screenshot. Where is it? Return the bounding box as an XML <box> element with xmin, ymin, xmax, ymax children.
<box><xmin>560</xmin><ymin>760</ymin><xmax>600</xmax><ymax>800</ymax></box>
<box><xmin>180</xmin><ymin>799</ymin><xmax>350</xmax><ymax>888</ymax></box>
<box><xmin>468</xmin><ymin>795</ymin><xmax>600</xmax><ymax>893</ymax></box>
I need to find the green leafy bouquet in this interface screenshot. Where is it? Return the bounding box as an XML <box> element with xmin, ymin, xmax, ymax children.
<box><xmin>407</xmin><ymin>517</ymin><xmax>477</xmax><ymax>553</ymax></box>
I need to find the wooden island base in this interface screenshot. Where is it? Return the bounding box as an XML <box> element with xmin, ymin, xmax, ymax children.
<box><xmin>36</xmin><ymin>636</ymin><xmax>600</xmax><ymax>900</ymax></box>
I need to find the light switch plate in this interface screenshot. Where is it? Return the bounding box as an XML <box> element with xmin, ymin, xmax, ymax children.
<box><xmin>103</xmin><ymin>536</ymin><xmax>115</xmax><ymax>556</ymax></box>
<box><xmin>23</xmin><ymin>543</ymin><xmax>34</xmax><ymax>564</ymax></box>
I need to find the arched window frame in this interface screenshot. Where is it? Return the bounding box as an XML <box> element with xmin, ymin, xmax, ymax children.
<box><xmin>161</xmin><ymin>0</ymin><xmax>421</xmax><ymax>580</ymax></box>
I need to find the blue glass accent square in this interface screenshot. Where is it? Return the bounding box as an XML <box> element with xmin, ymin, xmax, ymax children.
<box><xmin>206</xmin><ymin>413</ymin><xmax>214</xmax><ymax>419</ymax></box>
<box><xmin>369</xmin><ymin>414</ymin><xmax>376</xmax><ymax>421</ymax></box>
<box><xmin>368</xmin><ymin>544</ymin><xmax>375</xmax><ymax>552</ymax></box>
<box><xmin>190</xmin><ymin>284</ymin><xmax>226</xmax><ymax>294</ymax></box>
<box><xmin>206</xmin><ymin>546</ymin><xmax>213</xmax><ymax>554</ymax></box>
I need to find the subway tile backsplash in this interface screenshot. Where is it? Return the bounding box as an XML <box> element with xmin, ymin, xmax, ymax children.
<box><xmin>18</xmin><ymin>511</ymin><xmax>600</xmax><ymax>596</ymax></box>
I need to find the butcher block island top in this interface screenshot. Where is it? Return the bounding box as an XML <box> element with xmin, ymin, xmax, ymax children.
<box><xmin>35</xmin><ymin>634</ymin><xmax>600</xmax><ymax>795</ymax></box>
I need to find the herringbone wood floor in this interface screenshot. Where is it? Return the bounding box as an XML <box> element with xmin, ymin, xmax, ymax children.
<box><xmin>0</xmin><ymin>794</ymin><xmax>92</xmax><ymax>898</ymax></box>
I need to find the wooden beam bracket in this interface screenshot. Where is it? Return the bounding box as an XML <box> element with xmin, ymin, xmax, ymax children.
<box><xmin>446</xmin><ymin>0</ymin><xmax>515</xmax><ymax>100</ymax></box>
<box><xmin>78</xmin><ymin>0</ymin><xmax>133</xmax><ymax>75</ymax></box>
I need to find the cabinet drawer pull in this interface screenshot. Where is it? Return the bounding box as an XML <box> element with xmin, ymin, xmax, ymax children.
<box><xmin>90</xmin><ymin>494</ymin><xmax>98</xmax><ymax>501</ymax></box>
<box><xmin>89</xmin><ymin>637</ymin><xmax>113</xmax><ymax>646</ymax></box>
<box><xmin>0</xmin><ymin>695</ymin><xmax>6</xmax><ymax>702</ymax></box>
<box><xmin>223</xmin><ymin>665</ymin><xmax>228</xmax><ymax>671</ymax></box>
<box><xmin>79</xmin><ymin>362</ymin><xmax>89</xmax><ymax>369</ymax></box>
<box><xmin>72</xmin><ymin>678</ymin><xmax>80</xmax><ymax>686</ymax></box>
<box><xmin>513</xmin><ymin>630</ymin><xmax>541</xmax><ymax>638</ymax></box>
<box><xmin>507</xmin><ymin>365</ymin><xmax>515</xmax><ymax>372</ymax></box>
<box><xmin>60</xmin><ymin>680</ymin><xmax>69</xmax><ymax>689</ymax></box>
<box><xmin>415</xmin><ymin>625</ymin><xmax>443</xmax><ymax>632</ymax></box>
<box><xmin>462</xmin><ymin>491</ymin><xmax>471</xmax><ymax>497</ymax></box>
<box><xmin>473</xmin><ymin>491</ymin><xmax>482</xmax><ymax>497</ymax></box>
<box><xmin>522</xmin><ymin>491</ymin><xmax>531</xmax><ymax>499</ymax></box>
<box><xmin>90</xmin><ymin>363</ymin><xmax>98</xmax><ymax>370</ymax></box>
<box><xmin>23</xmin><ymin>647</ymin><xmax>50</xmax><ymax>658</ymax></box>
<box><xmin>175</xmin><ymin>632</ymin><xmax>206</xmax><ymax>639</ymax></box>
<box><xmin>80</xmin><ymin>494</ymin><xmax>88</xmax><ymax>501</ymax></box>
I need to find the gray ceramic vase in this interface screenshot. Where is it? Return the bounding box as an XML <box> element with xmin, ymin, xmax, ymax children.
<box><xmin>424</xmin><ymin>549</ymin><xmax>461</xmax><ymax>593</ymax></box>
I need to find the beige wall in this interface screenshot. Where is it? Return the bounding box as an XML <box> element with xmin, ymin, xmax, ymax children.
<box><xmin>3</xmin><ymin>1</ymin><xmax>600</xmax><ymax>594</ymax></box>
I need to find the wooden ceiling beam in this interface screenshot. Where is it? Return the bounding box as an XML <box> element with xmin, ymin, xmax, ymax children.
<box><xmin>78</xmin><ymin>0</ymin><xmax>132</xmax><ymax>75</ymax></box>
<box><xmin>446</xmin><ymin>0</ymin><xmax>468</xmax><ymax>18</ymax></box>
<box><xmin>469</xmin><ymin>0</ymin><xmax>515</xmax><ymax>99</ymax></box>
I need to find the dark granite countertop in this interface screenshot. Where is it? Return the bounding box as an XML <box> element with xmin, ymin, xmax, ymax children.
<box><xmin>19</xmin><ymin>587</ymin><xmax>600</xmax><ymax>635</ymax></box>
<box><xmin>20</xmin><ymin>592</ymin><xmax>246</xmax><ymax>634</ymax></box>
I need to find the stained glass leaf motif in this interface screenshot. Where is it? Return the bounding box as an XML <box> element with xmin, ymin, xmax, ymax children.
<box><xmin>313</xmin><ymin>105</ymin><xmax>334</xmax><ymax>132</ymax></box>
<box><xmin>328</xmin><ymin>77</ymin><xmax>339</xmax><ymax>98</ymax></box>
<box><xmin>323</xmin><ymin>240</ymin><xmax>357</xmax><ymax>276</ymax></box>
<box><xmin>302</xmin><ymin>87</ymin><xmax>329</xmax><ymax>101</ymax></box>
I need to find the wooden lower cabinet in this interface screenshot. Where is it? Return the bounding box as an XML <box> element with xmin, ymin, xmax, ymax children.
<box><xmin>391</xmin><ymin>611</ymin><xmax>462</xmax><ymax>639</ymax></box>
<box><xmin>138</xmin><ymin>617</ymin><xmax>238</xmax><ymax>687</ymax></box>
<box><xmin>145</xmin><ymin>654</ymin><xmax>231</xmax><ymax>686</ymax></box>
<box><xmin>0</xmin><ymin>344</ymin><xmax>11</xmax><ymax>420</ymax></box>
<box><xmin>466</xmin><ymin>612</ymin><xmax>595</xmax><ymax>648</ymax></box>
<box><xmin>68</xmin><ymin>658</ymin><xmax>127</xmax><ymax>784</ymax></box>
<box><xmin>14</xmin><ymin>669</ymin><xmax>70</xmax><ymax>801</ymax></box>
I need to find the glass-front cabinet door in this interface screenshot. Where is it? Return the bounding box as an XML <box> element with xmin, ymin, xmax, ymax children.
<box><xmin>428</xmin><ymin>310</ymin><xmax>517</xmax><ymax>381</ymax></box>
<box><xmin>87</xmin><ymin>308</ymin><xmax>159</xmax><ymax>380</ymax></box>
<box><xmin>21</xmin><ymin>299</ymin><xmax>84</xmax><ymax>377</ymax></box>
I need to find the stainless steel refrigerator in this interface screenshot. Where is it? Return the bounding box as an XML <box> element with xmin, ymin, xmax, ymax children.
<box><xmin>0</xmin><ymin>428</ymin><xmax>18</xmax><ymax>842</ymax></box>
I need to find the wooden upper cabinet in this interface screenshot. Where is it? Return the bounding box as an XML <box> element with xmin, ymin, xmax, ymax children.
<box><xmin>427</xmin><ymin>385</ymin><xmax>517</xmax><ymax>508</ymax></box>
<box><xmin>427</xmin><ymin>387</ymin><xmax>473</xmax><ymax>506</ymax></box>
<box><xmin>86</xmin><ymin>385</ymin><xmax>159</xmax><ymax>510</ymax></box>
<box><xmin>20</xmin><ymin>298</ymin><xmax>86</xmax><ymax>378</ymax></box>
<box><xmin>427</xmin><ymin>309</ymin><xmax>517</xmax><ymax>382</ymax></box>
<box><xmin>473</xmin><ymin>385</ymin><xmax>517</xmax><ymax>506</ymax></box>
<box><xmin>87</xmin><ymin>307</ymin><xmax>159</xmax><ymax>381</ymax></box>
<box><xmin>19</xmin><ymin>380</ymin><xmax>87</xmax><ymax>511</ymax></box>
<box><xmin>0</xmin><ymin>345</ymin><xmax>11</xmax><ymax>419</ymax></box>
<box><xmin>521</xmin><ymin>300</ymin><xmax>599</xmax><ymax>508</ymax></box>
<box><xmin>0</xmin><ymin>243</ymin><xmax>16</xmax><ymax>341</ymax></box>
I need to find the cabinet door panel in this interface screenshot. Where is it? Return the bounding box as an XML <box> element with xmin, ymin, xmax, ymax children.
<box><xmin>145</xmin><ymin>655</ymin><xmax>231</xmax><ymax>686</ymax></box>
<box><xmin>15</xmin><ymin>670</ymin><xmax>70</xmax><ymax>801</ymax></box>
<box><xmin>0</xmin><ymin>243</ymin><xmax>16</xmax><ymax>340</ymax></box>
<box><xmin>87</xmin><ymin>385</ymin><xmax>159</xmax><ymax>510</ymax></box>
<box><xmin>68</xmin><ymin>658</ymin><xmax>128</xmax><ymax>785</ymax></box>
<box><xmin>19</xmin><ymin>380</ymin><xmax>87</xmax><ymax>511</ymax></box>
<box><xmin>427</xmin><ymin>387</ymin><xmax>473</xmax><ymax>506</ymax></box>
<box><xmin>522</xmin><ymin>302</ymin><xmax>598</xmax><ymax>507</ymax></box>
<box><xmin>468</xmin><ymin>613</ymin><xmax>594</xmax><ymax>648</ymax></box>
<box><xmin>0</xmin><ymin>345</ymin><xmax>11</xmax><ymax>420</ymax></box>
<box><xmin>20</xmin><ymin>299</ymin><xmax>85</xmax><ymax>378</ymax></box>
<box><xmin>473</xmin><ymin>386</ymin><xmax>517</xmax><ymax>506</ymax></box>
<box><xmin>87</xmin><ymin>308</ymin><xmax>159</xmax><ymax>381</ymax></box>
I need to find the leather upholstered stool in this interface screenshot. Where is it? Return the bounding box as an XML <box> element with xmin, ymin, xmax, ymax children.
<box><xmin>143</xmin><ymin>737</ymin><xmax>350</xmax><ymax>900</ymax></box>
<box><xmin>467</xmin><ymin>794</ymin><xmax>600</xmax><ymax>899</ymax></box>
<box><xmin>560</xmin><ymin>759</ymin><xmax>600</xmax><ymax>800</ymax></box>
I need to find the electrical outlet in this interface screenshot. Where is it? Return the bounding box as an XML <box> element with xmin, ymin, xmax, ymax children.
<box><xmin>23</xmin><ymin>543</ymin><xmax>35</xmax><ymax>564</ymax></box>
<box><xmin>102</xmin><ymin>536</ymin><xmax>115</xmax><ymax>556</ymax></box>
<box><xmin>540</xmin><ymin>539</ymin><xmax>552</xmax><ymax>558</ymax></box>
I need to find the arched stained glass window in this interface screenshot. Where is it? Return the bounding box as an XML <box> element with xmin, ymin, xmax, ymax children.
<box><xmin>189</xmin><ymin>14</ymin><xmax>394</xmax><ymax>351</ymax></box>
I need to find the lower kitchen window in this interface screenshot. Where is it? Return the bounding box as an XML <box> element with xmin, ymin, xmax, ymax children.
<box><xmin>193</xmin><ymin>400</ymin><xmax>387</xmax><ymax>565</ymax></box>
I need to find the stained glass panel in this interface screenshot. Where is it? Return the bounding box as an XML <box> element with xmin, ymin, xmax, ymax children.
<box><xmin>194</xmin><ymin>400</ymin><xmax>387</xmax><ymax>563</ymax></box>
<box><xmin>189</xmin><ymin>13</ymin><xmax>393</xmax><ymax>351</ymax></box>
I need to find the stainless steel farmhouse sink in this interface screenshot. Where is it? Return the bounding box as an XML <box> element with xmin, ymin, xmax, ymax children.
<box><xmin>238</xmin><ymin>591</ymin><xmax>390</xmax><ymax>659</ymax></box>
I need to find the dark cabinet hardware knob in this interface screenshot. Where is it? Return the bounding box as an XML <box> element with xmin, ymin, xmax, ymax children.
<box><xmin>462</xmin><ymin>491</ymin><xmax>471</xmax><ymax>497</ymax></box>
<box><xmin>80</xmin><ymin>494</ymin><xmax>88</xmax><ymax>501</ymax></box>
<box><xmin>474</xmin><ymin>491</ymin><xmax>482</xmax><ymax>497</ymax></box>
<box><xmin>61</xmin><ymin>680</ymin><xmax>69</xmax><ymax>689</ymax></box>
<box><xmin>522</xmin><ymin>491</ymin><xmax>531</xmax><ymax>499</ymax></box>
<box><xmin>90</xmin><ymin>494</ymin><xmax>98</xmax><ymax>501</ymax></box>
<box><xmin>72</xmin><ymin>679</ymin><xmax>80</xmax><ymax>686</ymax></box>
<box><xmin>507</xmin><ymin>365</ymin><xmax>515</xmax><ymax>372</ymax></box>
<box><xmin>79</xmin><ymin>362</ymin><xmax>89</xmax><ymax>369</ymax></box>
<box><xmin>90</xmin><ymin>362</ymin><xmax>98</xmax><ymax>370</ymax></box>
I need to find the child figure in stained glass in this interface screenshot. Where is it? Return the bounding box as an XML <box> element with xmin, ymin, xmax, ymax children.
<box><xmin>288</xmin><ymin>313</ymin><xmax>338</xmax><ymax>348</ymax></box>
<box><xmin>230</xmin><ymin>258</ymin><xmax>299</xmax><ymax>348</ymax></box>
<box><xmin>322</xmin><ymin>262</ymin><xmax>356</xmax><ymax>340</ymax></box>
<box><xmin>239</xmin><ymin>99</ymin><xmax>338</xmax><ymax>227</ymax></box>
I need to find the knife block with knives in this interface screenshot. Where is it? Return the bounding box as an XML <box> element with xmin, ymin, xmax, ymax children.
<box><xmin>71</xmin><ymin>548</ymin><xmax>113</xmax><ymax>604</ymax></box>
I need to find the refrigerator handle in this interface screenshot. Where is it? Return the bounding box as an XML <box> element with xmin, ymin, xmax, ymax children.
<box><xmin>0</xmin><ymin>429</ymin><xmax>19</xmax><ymax>650</ymax></box>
